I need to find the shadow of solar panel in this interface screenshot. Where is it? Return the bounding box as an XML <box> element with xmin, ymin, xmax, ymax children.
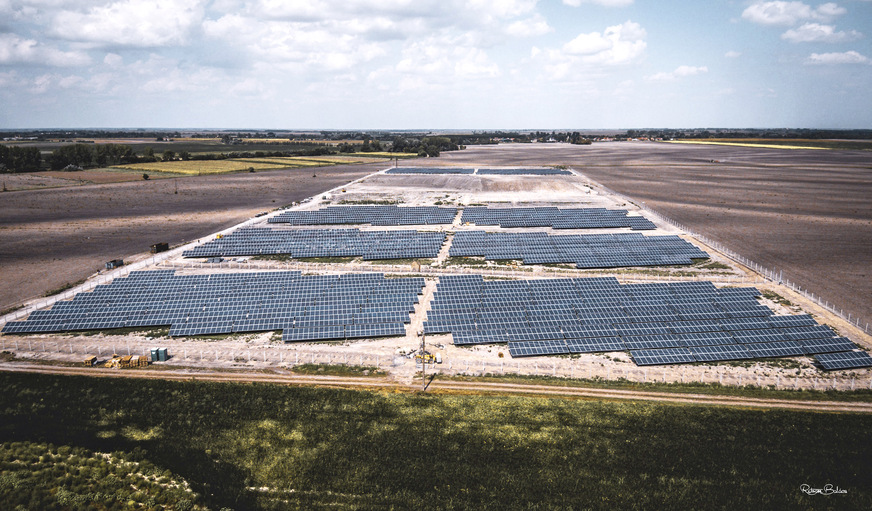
<box><xmin>799</xmin><ymin>337</ymin><xmax>858</xmax><ymax>354</ymax></box>
<box><xmin>815</xmin><ymin>351</ymin><xmax>872</xmax><ymax>370</ymax></box>
<box><xmin>631</xmin><ymin>347</ymin><xmax>696</xmax><ymax>366</ymax></box>
<box><xmin>508</xmin><ymin>340</ymin><xmax>570</xmax><ymax>357</ymax></box>
<box><xmin>690</xmin><ymin>344</ymin><xmax>752</xmax><ymax>361</ymax></box>
<box><xmin>744</xmin><ymin>341</ymin><xmax>807</xmax><ymax>358</ymax></box>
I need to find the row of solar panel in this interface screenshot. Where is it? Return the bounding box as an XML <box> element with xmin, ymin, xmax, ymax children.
<box><xmin>461</xmin><ymin>207</ymin><xmax>657</xmax><ymax>230</ymax></box>
<box><xmin>508</xmin><ymin>338</ymin><xmax>858</xmax><ymax>359</ymax></box>
<box><xmin>270</xmin><ymin>206</ymin><xmax>457</xmax><ymax>226</ymax></box>
<box><xmin>449</xmin><ymin>231</ymin><xmax>708</xmax><ymax>269</ymax></box>
<box><xmin>1</xmin><ymin>271</ymin><xmax>423</xmax><ymax>341</ymax></box>
<box><xmin>632</xmin><ymin>345</ymin><xmax>872</xmax><ymax>370</ymax></box>
<box><xmin>426</xmin><ymin>275</ymin><xmax>864</xmax><ymax>364</ymax></box>
<box><xmin>183</xmin><ymin>227</ymin><xmax>445</xmax><ymax>259</ymax></box>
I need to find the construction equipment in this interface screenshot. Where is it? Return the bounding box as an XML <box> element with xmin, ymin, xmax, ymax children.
<box><xmin>104</xmin><ymin>354</ymin><xmax>149</xmax><ymax>369</ymax></box>
<box><xmin>415</xmin><ymin>351</ymin><xmax>437</xmax><ymax>364</ymax></box>
<box><xmin>84</xmin><ymin>356</ymin><xmax>97</xmax><ymax>367</ymax></box>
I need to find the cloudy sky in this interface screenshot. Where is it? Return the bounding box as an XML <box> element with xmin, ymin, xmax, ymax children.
<box><xmin>1</xmin><ymin>0</ymin><xmax>871</xmax><ymax>129</ymax></box>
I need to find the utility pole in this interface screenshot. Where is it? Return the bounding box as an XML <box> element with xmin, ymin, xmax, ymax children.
<box><xmin>419</xmin><ymin>330</ymin><xmax>426</xmax><ymax>391</ymax></box>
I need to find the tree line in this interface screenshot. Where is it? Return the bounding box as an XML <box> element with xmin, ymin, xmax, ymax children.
<box><xmin>0</xmin><ymin>145</ymin><xmax>41</xmax><ymax>173</ymax></box>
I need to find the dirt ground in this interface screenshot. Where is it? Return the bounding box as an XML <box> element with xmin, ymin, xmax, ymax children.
<box><xmin>0</xmin><ymin>162</ymin><xmax>385</xmax><ymax>311</ymax></box>
<box><xmin>434</xmin><ymin>143</ymin><xmax>872</xmax><ymax>325</ymax></box>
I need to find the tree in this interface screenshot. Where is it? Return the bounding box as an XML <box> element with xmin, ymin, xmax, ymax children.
<box><xmin>162</xmin><ymin>150</ymin><xmax>175</xmax><ymax>162</ymax></box>
<box><xmin>0</xmin><ymin>145</ymin><xmax>42</xmax><ymax>172</ymax></box>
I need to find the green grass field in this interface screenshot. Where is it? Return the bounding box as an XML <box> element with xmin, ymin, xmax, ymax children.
<box><xmin>0</xmin><ymin>372</ymin><xmax>870</xmax><ymax>510</ymax></box>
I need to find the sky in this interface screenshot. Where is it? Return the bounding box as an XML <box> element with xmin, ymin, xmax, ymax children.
<box><xmin>1</xmin><ymin>0</ymin><xmax>871</xmax><ymax>129</ymax></box>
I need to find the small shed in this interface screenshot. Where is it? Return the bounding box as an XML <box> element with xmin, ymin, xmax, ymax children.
<box><xmin>105</xmin><ymin>259</ymin><xmax>124</xmax><ymax>270</ymax></box>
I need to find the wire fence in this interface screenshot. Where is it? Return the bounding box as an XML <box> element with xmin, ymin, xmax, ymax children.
<box><xmin>3</xmin><ymin>338</ymin><xmax>870</xmax><ymax>392</ymax></box>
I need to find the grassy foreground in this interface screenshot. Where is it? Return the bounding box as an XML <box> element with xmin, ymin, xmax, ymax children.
<box><xmin>0</xmin><ymin>372</ymin><xmax>870</xmax><ymax>510</ymax></box>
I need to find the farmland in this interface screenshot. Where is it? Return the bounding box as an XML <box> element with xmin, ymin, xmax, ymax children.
<box><xmin>669</xmin><ymin>139</ymin><xmax>872</xmax><ymax>151</ymax></box>
<box><xmin>1</xmin><ymin>371</ymin><xmax>870</xmax><ymax>510</ymax></box>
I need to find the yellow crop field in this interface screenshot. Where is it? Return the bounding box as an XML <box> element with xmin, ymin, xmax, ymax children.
<box><xmin>667</xmin><ymin>140</ymin><xmax>826</xmax><ymax>150</ymax></box>
<box><xmin>112</xmin><ymin>160</ymin><xmax>295</xmax><ymax>175</ymax></box>
<box><xmin>357</xmin><ymin>151</ymin><xmax>417</xmax><ymax>158</ymax></box>
<box><xmin>232</xmin><ymin>158</ymin><xmax>325</xmax><ymax>167</ymax></box>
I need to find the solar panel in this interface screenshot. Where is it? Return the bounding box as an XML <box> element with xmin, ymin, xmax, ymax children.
<box><xmin>508</xmin><ymin>340</ymin><xmax>570</xmax><ymax>357</ymax></box>
<box><xmin>565</xmin><ymin>337</ymin><xmax>625</xmax><ymax>353</ymax></box>
<box><xmin>815</xmin><ymin>351</ymin><xmax>872</xmax><ymax>370</ymax></box>
<box><xmin>449</xmin><ymin>230</ymin><xmax>708</xmax><ymax>269</ymax></box>
<box><xmin>799</xmin><ymin>337</ymin><xmax>858</xmax><ymax>354</ymax></box>
<box><xmin>0</xmin><ymin>270</ymin><xmax>423</xmax><ymax>343</ymax></box>
<box><xmin>270</xmin><ymin>205</ymin><xmax>457</xmax><ymax>226</ymax></box>
<box><xmin>744</xmin><ymin>341</ymin><xmax>807</xmax><ymax>358</ymax></box>
<box><xmin>690</xmin><ymin>344</ymin><xmax>752</xmax><ymax>362</ymax></box>
<box><xmin>631</xmin><ymin>347</ymin><xmax>696</xmax><ymax>366</ymax></box>
<box><xmin>184</xmin><ymin>227</ymin><xmax>446</xmax><ymax>260</ymax></box>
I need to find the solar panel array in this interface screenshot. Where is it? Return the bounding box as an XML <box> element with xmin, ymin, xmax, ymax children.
<box><xmin>183</xmin><ymin>227</ymin><xmax>445</xmax><ymax>260</ymax></box>
<box><xmin>461</xmin><ymin>207</ymin><xmax>656</xmax><ymax>230</ymax></box>
<box><xmin>384</xmin><ymin>167</ymin><xmax>474</xmax><ymax>175</ymax></box>
<box><xmin>450</xmin><ymin>231</ymin><xmax>709</xmax><ymax>269</ymax></box>
<box><xmin>475</xmin><ymin>168</ymin><xmax>572</xmax><ymax>175</ymax></box>
<box><xmin>270</xmin><ymin>206</ymin><xmax>457</xmax><ymax>226</ymax></box>
<box><xmin>424</xmin><ymin>275</ymin><xmax>861</xmax><ymax>365</ymax></box>
<box><xmin>815</xmin><ymin>351</ymin><xmax>872</xmax><ymax>371</ymax></box>
<box><xmin>1</xmin><ymin>270</ymin><xmax>424</xmax><ymax>343</ymax></box>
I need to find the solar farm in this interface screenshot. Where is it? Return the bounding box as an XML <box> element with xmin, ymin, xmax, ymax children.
<box><xmin>2</xmin><ymin>164</ymin><xmax>870</xmax><ymax>378</ymax></box>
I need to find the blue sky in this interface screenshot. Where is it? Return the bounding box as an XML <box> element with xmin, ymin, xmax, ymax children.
<box><xmin>1</xmin><ymin>0</ymin><xmax>870</xmax><ymax>129</ymax></box>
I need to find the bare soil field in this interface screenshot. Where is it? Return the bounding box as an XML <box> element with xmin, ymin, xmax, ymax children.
<box><xmin>436</xmin><ymin>143</ymin><xmax>872</xmax><ymax>324</ymax></box>
<box><xmin>0</xmin><ymin>162</ymin><xmax>387</xmax><ymax>311</ymax></box>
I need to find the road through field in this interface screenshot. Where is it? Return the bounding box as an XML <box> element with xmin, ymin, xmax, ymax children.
<box><xmin>1</xmin><ymin>362</ymin><xmax>870</xmax><ymax>413</ymax></box>
<box><xmin>437</xmin><ymin>143</ymin><xmax>872</xmax><ymax>325</ymax></box>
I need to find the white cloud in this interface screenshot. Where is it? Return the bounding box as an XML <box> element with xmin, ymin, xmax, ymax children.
<box><xmin>103</xmin><ymin>53</ymin><xmax>123</xmax><ymax>66</ymax></box>
<box><xmin>51</xmin><ymin>0</ymin><xmax>207</xmax><ymax>47</ymax></box>
<box><xmin>506</xmin><ymin>14</ymin><xmax>552</xmax><ymax>37</ymax></box>
<box><xmin>724</xmin><ymin>50</ymin><xmax>741</xmax><ymax>58</ymax></box>
<box><xmin>563</xmin><ymin>0</ymin><xmax>634</xmax><ymax>6</ymax></box>
<box><xmin>781</xmin><ymin>23</ymin><xmax>861</xmax><ymax>42</ymax></box>
<box><xmin>0</xmin><ymin>33</ymin><xmax>91</xmax><ymax>66</ymax></box>
<box><xmin>562</xmin><ymin>21</ymin><xmax>646</xmax><ymax>65</ymax></box>
<box><xmin>646</xmin><ymin>65</ymin><xmax>708</xmax><ymax>82</ymax></box>
<box><xmin>742</xmin><ymin>1</ymin><xmax>846</xmax><ymax>26</ymax></box>
<box><xmin>807</xmin><ymin>50</ymin><xmax>869</xmax><ymax>64</ymax></box>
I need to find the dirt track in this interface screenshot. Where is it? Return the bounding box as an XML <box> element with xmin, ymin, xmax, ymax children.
<box><xmin>436</xmin><ymin>143</ymin><xmax>872</xmax><ymax>324</ymax></box>
<box><xmin>2</xmin><ymin>362</ymin><xmax>869</xmax><ymax>413</ymax></box>
<box><xmin>0</xmin><ymin>162</ymin><xmax>388</xmax><ymax>311</ymax></box>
